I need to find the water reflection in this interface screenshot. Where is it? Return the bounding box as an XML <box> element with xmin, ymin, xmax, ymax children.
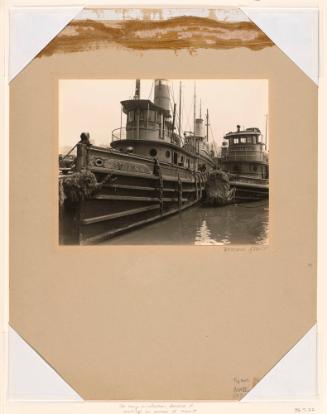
<box><xmin>103</xmin><ymin>201</ymin><xmax>269</xmax><ymax>245</ymax></box>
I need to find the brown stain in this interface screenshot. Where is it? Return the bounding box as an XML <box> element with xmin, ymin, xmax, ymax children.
<box><xmin>38</xmin><ymin>15</ymin><xmax>274</xmax><ymax>58</ymax></box>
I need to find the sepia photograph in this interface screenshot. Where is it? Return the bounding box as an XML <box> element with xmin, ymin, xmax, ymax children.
<box><xmin>8</xmin><ymin>3</ymin><xmax>319</xmax><ymax>405</ymax></box>
<box><xmin>59</xmin><ymin>78</ymin><xmax>269</xmax><ymax>245</ymax></box>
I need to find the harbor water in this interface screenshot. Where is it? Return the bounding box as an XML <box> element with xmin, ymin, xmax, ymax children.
<box><xmin>102</xmin><ymin>201</ymin><xmax>269</xmax><ymax>245</ymax></box>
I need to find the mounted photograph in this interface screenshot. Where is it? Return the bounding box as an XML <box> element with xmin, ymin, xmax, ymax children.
<box><xmin>59</xmin><ymin>78</ymin><xmax>269</xmax><ymax>245</ymax></box>
<box><xmin>9</xmin><ymin>4</ymin><xmax>318</xmax><ymax>403</ymax></box>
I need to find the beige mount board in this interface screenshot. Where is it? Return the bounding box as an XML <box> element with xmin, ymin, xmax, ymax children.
<box><xmin>9</xmin><ymin>7</ymin><xmax>317</xmax><ymax>400</ymax></box>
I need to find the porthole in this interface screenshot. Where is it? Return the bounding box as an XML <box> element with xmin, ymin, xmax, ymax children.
<box><xmin>149</xmin><ymin>148</ymin><xmax>157</xmax><ymax>157</ymax></box>
<box><xmin>95</xmin><ymin>158</ymin><xmax>104</xmax><ymax>167</ymax></box>
<box><xmin>165</xmin><ymin>150</ymin><xmax>171</xmax><ymax>158</ymax></box>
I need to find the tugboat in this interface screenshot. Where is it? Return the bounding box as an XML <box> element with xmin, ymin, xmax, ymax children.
<box><xmin>204</xmin><ymin>125</ymin><xmax>269</xmax><ymax>205</ymax></box>
<box><xmin>59</xmin><ymin>79</ymin><xmax>216</xmax><ymax>245</ymax></box>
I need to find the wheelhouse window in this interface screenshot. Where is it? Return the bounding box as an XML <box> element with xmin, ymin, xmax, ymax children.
<box><xmin>240</xmin><ymin>137</ymin><xmax>247</xmax><ymax>144</ymax></box>
<box><xmin>233</xmin><ymin>138</ymin><xmax>239</xmax><ymax>144</ymax></box>
<box><xmin>147</xmin><ymin>110</ymin><xmax>155</xmax><ymax>122</ymax></box>
<box><xmin>128</xmin><ymin>111</ymin><xmax>134</xmax><ymax>122</ymax></box>
<box><xmin>247</xmin><ymin>137</ymin><xmax>252</xmax><ymax>143</ymax></box>
<box><xmin>159</xmin><ymin>114</ymin><xmax>164</xmax><ymax>139</ymax></box>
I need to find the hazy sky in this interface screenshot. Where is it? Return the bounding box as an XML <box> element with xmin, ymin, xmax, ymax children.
<box><xmin>59</xmin><ymin>79</ymin><xmax>268</xmax><ymax>152</ymax></box>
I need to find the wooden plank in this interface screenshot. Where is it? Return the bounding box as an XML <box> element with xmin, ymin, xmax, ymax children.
<box><xmin>95</xmin><ymin>194</ymin><xmax>159</xmax><ymax>202</ymax></box>
<box><xmin>177</xmin><ymin>175</ymin><xmax>182</xmax><ymax>209</ymax></box>
<box><xmin>235</xmin><ymin>188</ymin><xmax>269</xmax><ymax>195</ymax></box>
<box><xmin>155</xmin><ymin>160</ymin><xmax>164</xmax><ymax>215</ymax></box>
<box><xmin>163</xmin><ymin>175</ymin><xmax>195</xmax><ymax>184</ymax></box>
<box><xmin>81</xmin><ymin>204</ymin><xmax>160</xmax><ymax>225</ymax></box>
<box><xmin>108</xmin><ymin>184</ymin><xmax>157</xmax><ymax>192</ymax></box>
<box><xmin>230</xmin><ymin>181</ymin><xmax>269</xmax><ymax>190</ymax></box>
<box><xmin>82</xmin><ymin>199</ymin><xmax>199</xmax><ymax>245</ymax></box>
<box><xmin>163</xmin><ymin>197</ymin><xmax>188</xmax><ymax>202</ymax></box>
<box><xmin>90</xmin><ymin>167</ymin><xmax>196</xmax><ymax>184</ymax></box>
<box><xmin>182</xmin><ymin>188</ymin><xmax>196</xmax><ymax>193</ymax></box>
<box><xmin>107</xmin><ymin>183</ymin><xmax>195</xmax><ymax>193</ymax></box>
<box><xmin>94</xmin><ymin>194</ymin><xmax>187</xmax><ymax>202</ymax></box>
<box><xmin>235</xmin><ymin>196</ymin><xmax>266</xmax><ymax>201</ymax></box>
<box><xmin>162</xmin><ymin>187</ymin><xmax>196</xmax><ymax>193</ymax></box>
<box><xmin>90</xmin><ymin>167</ymin><xmax>158</xmax><ymax>180</ymax></box>
<box><xmin>163</xmin><ymin>188</ymin><xmax>176</xmax><ymax>193</ymax></box>
<box><xmin>82</xmin><ymin>214</ymin><xmax>163</xmax><ymax>244</ymax></box>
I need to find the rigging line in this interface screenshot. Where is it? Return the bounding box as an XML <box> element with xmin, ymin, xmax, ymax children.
<box><xmin>168</xmin><ymin>81</ymin><xmax>177</xmax><ymax>115</ymax></box>
<box><xmin>184</xmin><ymin>96</ymin><xmax>194</xmax><ymax>132</ymax></box>
<box><xmin>209</xmin><ymin>124</ymin><xmax>215</xmax><ymax>143</ymax></box>
<box><xmin>184</xmin><ymin>102</ymin><xmax>192</xmax><ymax>132</ymax></box>
<box><xmin>179</xmin><ymin>89</ymin><xmax>186</xmax><ymax>134</ymax></box>
<box><xmin>61</xmin><ymin>141</ymin><xmax>80</xmax><ymax>159</ymax></box>
<box><xmin>168</xmin><ymin>88</ymin><xmax>175</xmax><ymax>114</ymax></box>
<box><xmin>173</xmin><ymin>87</ymin><xmax>182</xmax><ymax>132</ymax></box>
<box><xmin>130</xmin><ymin>79</ymin><xmax>136</xmax><ymax>100</ymax></box>
<box><xmin>147</xmin><ymin>80</ymin><xmax>154</xmax><ymax>100</ymax></box>
<box><xmin>170</xmin><ymin>80</ymin><xmax>176</xmax><ymax>104</ymax></box>
<box><xmin>172</xmin><ymin>81</ymin><xmax>183</xmax><ymax>131</ymax></box>
<box><xmin>209</xmin><ymin>123</ymin><xmax>219</xmax><ymax>151</ymax></box>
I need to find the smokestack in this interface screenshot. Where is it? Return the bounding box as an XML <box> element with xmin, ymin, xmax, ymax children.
<box><xmin>237</xmin><ymin>124</ymin><xmax>241</xmax><ymax>132</ymax></box>
<box><xmin>154</xmin><ymin>79</ymin><xmax>170</xmax><ymax>113</ymax></box>
<box><xmin>194</xmin><ymin>118</ymin><xmax>205</xmax><ymax>138</ymax></box>
<box><xmin>134</xmin><ymin>79</ymin><xmax>141</xmax><ymax>99</ymax></box>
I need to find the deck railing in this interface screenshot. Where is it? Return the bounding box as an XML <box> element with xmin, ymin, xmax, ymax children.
<box><xmin>111</xmin><ymin>127</ymin><xmax>127</xmax><ymax>142</ymax></box>
<box><xmin>112</xmin><ymin>127</ymin><xmax>179</xmax><ymax>145</ymax></box>
<box><xmin>221</xmin><ymin>152</ymin><xmax>267</xmax><ymax>162</ymax></box>
<box><xmin>229</xmin><ymin>173</ymin><xmax>269</xmax><ymax>185</ymax></box>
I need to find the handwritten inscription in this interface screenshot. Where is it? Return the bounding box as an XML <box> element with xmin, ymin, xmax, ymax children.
<box><xmin>119</xmin><ymin>403</ymin><xmax>197</xmax><ymax>414</ymax></box>
<box><xmin>232</xmin><ymin>376</ymin><xmax>251</xmax><ymax>399</ymax></box>
<box><xmin>224</xmin><ymin>246</ymin><xmax>268</xmax><ymax>253</ymax></box>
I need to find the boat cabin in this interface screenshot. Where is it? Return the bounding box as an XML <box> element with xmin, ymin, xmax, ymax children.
<box><xmin>221</xmin><ymin>125</ymin><xmax>269</xmax><ymax>179</ymax></box>
<box><xmin>111</xmin><ymin>79</ymin><xmax>214</xmax><ymax>172</ymax></box>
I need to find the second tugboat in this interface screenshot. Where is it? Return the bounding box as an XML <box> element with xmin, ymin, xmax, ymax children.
<box><xmin>59</xmin><ymin>79</ymin><xmax>216</xmax><ymax>245</ymax></box>
<box><xmin>204</xmin><ymin>125</ymin><xmax>269</xmax><ymax>205</ymax></box>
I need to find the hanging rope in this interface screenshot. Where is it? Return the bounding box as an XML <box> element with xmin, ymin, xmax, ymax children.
<box><xmin>61</xmin><ymin>140</ymin><xmax>80</xmax><ymax>160</ymax></box>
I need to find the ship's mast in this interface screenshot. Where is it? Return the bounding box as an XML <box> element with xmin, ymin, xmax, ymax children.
<box><xmin>134</xmin><ymin>79</ymin><xmax>141</xmax><ymax>99</ymax></box>
<box><xmin>120</xmin><ymin>104</ymin><xmax>123</xmax><ymax>140</ymax></box>
<box><xmin>134</xmin><ymin>79</ymin><xmax>141</xmax><ymax>139</ymax></box>
<box><xmin>178</xmin><ymin>81</ymin><xmax>182</xmax><ymax>137</ymax></box>
<box><xmin>265</xmin><ymin>113</ymin><xmax>268</xmax><ymax>150</ymax></box>
<box><xmin>172</xmin><ymin>103</ymin><xmax>177</xmax><ymax>138</ymax></box>
<box><xmin>193</xmin><ymin>82</ymin><xmax>196</xmax><ymax>135</ymax></box>
<box><xmin>206</xmin><ymin>108</ymin><xmax>209</xmax><ymax>142</ymax></box>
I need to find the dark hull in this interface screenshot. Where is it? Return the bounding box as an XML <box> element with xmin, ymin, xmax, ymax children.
<box><xmin>59</xmin><ymin>145</ymin><xmax>207</xmax><ymax>245</ymax></box>
<box><xmin>203</xmin><ymin>172</ymin><xmax>268</xmax><ymax>207</ymax></box>
<box><xmin>230</xmin><ymin>178</ymin><xmax>269</xmax><ymax>203</ymax></box>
